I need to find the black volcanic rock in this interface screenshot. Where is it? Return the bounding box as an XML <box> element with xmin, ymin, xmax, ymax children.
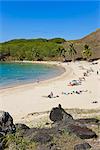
<box><xmin>67</xmin><ymin>124</ymin><xmax>97</xmax><ymax>139</ymax></box>
<box><xmin>49</xmin><ymin>105</ymin><xmax>98</xmax><ymax>140</ymax></box>
<box><xmin>74</xmin><ymin>142</ymin><xmax>91</xmax><ymax>150</ymax></box>
<box><xmin>76</xmin><ymin>118</ymin><xmax>99</xmax><ymax>124</ymax></box>
<box><xmin>0</xmin><ymin>111</ymin><xmax>16</xmax><ymax>150</ymax></box>
<box><xmin>33</xmin><ymin>132</ymin><xmax>52</xmax><ymax>144</ymax></box>
<box><xmin>0</xmin><ymin>111</ymin><xmax>16</xmax><ymax>134</ymax></box>
<box><xmin>15</xmin><ymin>123</ymin><xmax>30</xmax><ymax>130</ymax></box>
<box><xmin>49</xmin><ymin>104</ymin><xmax>73</xmax><ymax>123</ymax></box>
<box><xmin>49</xmin><ymin>107</ymin><xmax>63</xmax><ymax>122</ymax></box>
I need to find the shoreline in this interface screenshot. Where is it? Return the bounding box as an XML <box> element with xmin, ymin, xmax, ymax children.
<box><xmin>0</xmin><ymin>60</ymin><xmax>100</xmax><ymax>122</ymax></box>
<box><xmin>0</xmin><ymin>61</ymin><xmax>68</xmax><ymax>92</ymax></box>
<box><xmin>0</xmin><ymin>61</ymin><xmax>66</xmax><ymax>91</ymax></box>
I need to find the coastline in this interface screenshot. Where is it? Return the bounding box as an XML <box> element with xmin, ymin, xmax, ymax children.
<box><xmin>0</xmin><ymin>61</ymin><xmax>67</xmax><ymax>92</ymax></box>
<box><xmin>0</xmin><ymin>60</ymin><xmax>100</xmax><ymax>122</ymax></box>
<box><xmin>0</xmin><ymin>61</ymin><xmax>66</xmax><ymax>90</ymax></box>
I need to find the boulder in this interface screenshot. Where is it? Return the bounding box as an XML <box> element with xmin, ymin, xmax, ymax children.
<box><xmin>76</xmin><ymin>118</ymin><xmax>99</xmax><ymax>124</ymax></box>
<box><xmin>15</xmin><ymin>123</ymin><xmax>30</xmax><ymax>130</ymax></box>
<box><xmin>67</xmin><ymin>124</ymin><xmax>97</xmax><ymax>139</ymax></box>
<box><xmin>0</xmin><ymin>142</ymin><xmax>3</xmax><ymax>150</ymax></box>
<box><xmin>49</xmin><ymin>107</ymin><xmax>63</xmax><ymax>122</ymax></box>
<box><xmin>59</xmin><ymin>104</ymin><xmax>73</xmax><ymax>122</ymax></box>
<box><xmin>33</xmin><ymin>132</ymin><xmax>52</xmax><ymax>144</ymax></box>
<box><xmin>74</xmin><ymin>142</ymin><xmax>91</xmax><ymax>150</ymax></box>
<box><xmin>0</xmin><ymin>111</ymin><xmax>16</xmax><ymax>134</ymax></box>
<box><xmin>49</xmin><ymin>105</ymin><xmax>97</xmax><ymax>140</ymax></box>
<box><xmin>49</xmin><ymin>104</ymin><xmax>73</xmax><ymax>123</ymax></box>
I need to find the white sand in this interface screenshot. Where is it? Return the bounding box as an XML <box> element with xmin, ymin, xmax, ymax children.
<box><xmin>0</xmin><ymin>60</ymin><xmax>100</xmax><ymax>122</ymax></box>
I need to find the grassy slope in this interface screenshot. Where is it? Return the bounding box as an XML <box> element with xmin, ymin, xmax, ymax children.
<box><xmin>0</xmin><ymin>29</ymin><xmax>100</xmax><ymax>61</ymax></box>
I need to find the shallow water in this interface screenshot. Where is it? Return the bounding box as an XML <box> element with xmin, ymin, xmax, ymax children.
<box><xmin>0</xmin><ymin>62</ymin><xmax>64</xmax><ymax>89</ymax></box>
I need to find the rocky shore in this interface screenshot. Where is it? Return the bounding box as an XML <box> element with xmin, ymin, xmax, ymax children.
<box><xmin>0</xmin><ymin>105</ymin><xmax>100</xmax><ymax>150</ymax></box>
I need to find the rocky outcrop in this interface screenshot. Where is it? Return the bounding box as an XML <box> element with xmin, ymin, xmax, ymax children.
<box><xmin>0</xmin><ymin>111</ymin><xmax>16</xmax><ymax>150</ymax></box>
<box><xmin>74</xmin><ymin>142</ymin><xmax>91</xmax><ymax>150</ymax></box>
<box><xmin>75</xmin><ymin>118</ymin><xmax>99</xmax><ymax>124</ymax></box>
<box><xmin>33</xmin><ymin>132</ymin><xmax>52</xmax><ymax>144</ymax></box>
<box><xmin>67</xmin><ymin>124</ymin><xmax>97</xmax><ymax>139</ymax></box>
<box><xmin>15</xmin><ymin>123</ymin><xmax>30</xmax><ymax>130</ymax></box>
<box><xmin>49</xmin><ymin>107</ymin><xmax>63</xmax><ymax>122</ymax></box>
<box><xmin>49</xmin><ymin>104</ymin><xmax>73</xmax><ymax>123</ymax></box>
<box><xmin>49</xmin><ymin>104</ymin><xmax>98</xmax><ymax>140</ymax></box>
<box><xmin>0</xmin><ymin>111</ymin><xmax>16</xmax><ymax>134</ymax></box>
<box><xmin>0</xmin><ymin>108</ymin><xmax>99</xmax><ymax>149</ymax></box>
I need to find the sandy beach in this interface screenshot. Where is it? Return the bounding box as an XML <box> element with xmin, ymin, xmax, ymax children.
<box><xmin>0</xmin><ymin>60</ymin><xmax>100</xmax><ymax>122</ymax></box>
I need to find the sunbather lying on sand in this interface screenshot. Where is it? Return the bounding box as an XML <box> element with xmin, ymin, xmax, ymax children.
<box><xmin>62</xmin><ymin>90</ymin><xmax>88</xmax><ymax>95</ymax></box>
<box><xmin>79</xmin><ymin>77</ymin><xmax>85</xmax><ymax>81</ymax></box>
<box><xmin>68</xmin><ymin>80</ymin><xmax>81</xmax><ymax>86</ymax></box>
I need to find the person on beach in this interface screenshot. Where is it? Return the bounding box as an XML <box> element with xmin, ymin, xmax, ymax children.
<box><xmin>79</xmin><ymin>77</ymin><xmax>85</xmax><ymax>81</ymax></box>
<box><xmin>48</xmin><ymin>92</ymin><xmax>59</xmax><ymax>98</ymax></box>
<box><xmin>48</xmin><ymin>91</ymin><xmax>53</xmax><ymax>98</ymax></box>
<box><xmin>97</xmin><ymin>70</ymin><xmax>99</xmax><ymax>75</ymax></box>
<box><xmin>83</xmin><ymin>72</ymin><xmax>87</xmax><ymax>77</ymax></box>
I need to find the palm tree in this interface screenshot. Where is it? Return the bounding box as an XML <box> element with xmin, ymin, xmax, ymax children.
<box><xmin>82</xmin><ymin>44</ymin><xmax>92</xmax><ymax>61</ymax></box>
<box><xmin>57</xmin><ymin>46</ymin><xmax>66</xmax><ymax>61</ymax></box>
<box><xmin>67</xmin><ymin>43</ymin><xmax>77</xmax><ymax>61</ymax></box>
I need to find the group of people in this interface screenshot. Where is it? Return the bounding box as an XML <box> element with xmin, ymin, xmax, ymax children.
<box><xmin>47</xmin><ymin>64</ymin><xmax>99</xmax><ymax>99</ymax></box>
<box><xmin>48</xmin><ymin>89</ymin><xmax>88</xmax><ymax>98</ymax></box>
<box><xmin>62</xmin><ymin>90</ymin><xmax>88</xmax><ymax>95</ymax></box>
<box><xmin>68</xmin><ymin>80</ymin><xmax>81</xmax><ymax>86</ymax></box>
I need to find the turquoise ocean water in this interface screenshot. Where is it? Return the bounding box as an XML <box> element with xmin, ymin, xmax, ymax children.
<box><xmin>0</xmin><ymin>62</ymin><xmax>64</xmax><ymax>89</ymax></box>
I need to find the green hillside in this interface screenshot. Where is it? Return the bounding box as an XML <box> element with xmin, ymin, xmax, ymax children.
<box><xmin>0</xmin><ymin>29</ymin><xmax>100</xmax><ymax>61</ymax></box>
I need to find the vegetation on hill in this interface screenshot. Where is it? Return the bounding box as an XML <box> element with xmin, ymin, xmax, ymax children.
<box><xmin>67</xmin><ymin>43</ymin><xmax>77</xmax><ymax>61</ymax></box>
<box><xmin>0</xmin><ymin>38</ymin><xmax>65</xmax><ymax>61</ymax></box>
<box><xmin>0</xmin><ymin>29</ymin><xmax>100</xmax><ymax>61</ymax></box>
<box><xmin>82</xmin><ymin>44</ymin><xmax>92</xmax><ymax>61</ymax></box>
